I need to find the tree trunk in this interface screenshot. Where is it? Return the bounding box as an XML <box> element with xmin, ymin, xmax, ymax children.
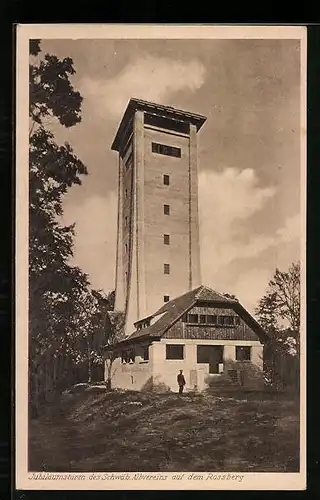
<box><xmin>106</xmin><ymin>358</ymin><xmax>113</xmax><ymax>390</ymax></box>
<box><xmin>87</xmin><ymin>340</ymin><xmax>92</xmax><ymax>384</ymax></box>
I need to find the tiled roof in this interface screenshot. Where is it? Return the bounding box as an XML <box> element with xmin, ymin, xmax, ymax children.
<box><xmin>114</xmin><ymin>285</ymin><xmax>268</xmax><ymax>346</ymax></box>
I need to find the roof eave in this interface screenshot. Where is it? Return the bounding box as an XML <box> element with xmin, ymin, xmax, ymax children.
<box><xmin>111</xmin><ymin>98</ymin><xmax>207</xmax><ymax>152</ymax></box>
<box><xmin>233</xmin><ymin>302</ymin><xmax>269</xmax><ymax>344</ymax></box>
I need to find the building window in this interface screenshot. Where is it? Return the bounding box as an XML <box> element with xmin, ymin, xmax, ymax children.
<box><xmin>197</xmin><ymin>345</ymin><xmax>210</xmax><ymax>364</ymax></box>
<box><xmin>224</xmin><ymin>316</ymin><xmax>234</xmax><ymax>326</ymax></box>
<box><xmin>164</xmin><ymin>295</ymin><xmax>170</xmax><ymax>302</ymax></box>
<box><xmin>152</xmin><ymin>142</ymin><xmax>181</xmax><ymax>158</ymax></box>
<box><xmin>125</xmin><ymin>216</ymin><xmax>128</xmax><ymax>227</ymax></box>
<box><xmin>125</xmin><ymin>243</ymin><xmax>128</xmax><ymax>254</ymax></box>
<box><xmin>125</xmin><ymin>188</ymin><xmax>128</xmax><ymax>198</ymax></box>
<box><xmin>210</xmin><ymin>346</ymin><xmax>224</xmax><ymax>374</ymax></box>
<box><xmin>197</xmin><ymin>346</ymin><xmax>224</xmax><ymax>372</ymax></box>
<box><xmin>187</xmin><ymin>313</ymin><xmax>198</xmax><ymax>324</ymax></box>
<box><xmin>216</xmin><ymin>315</ymin><xmax>235</xmax><ymax>326</ymax></box>
<box><xmin>236</xmin><ymin>346</ymin><xmax>251</xmax><ymax>361</ymax></box>
<box><xmin>129</xmin><ymin>349</ymin><xmax>135</xmax><ymax>363</ymax></box>
<box><xmin>143</xmin><ymin>346</ymin><xmax>149</xmax><ymax>361</ymax></box>
<box><xmin>207</xmin><ymin>315</ymin><xmax>217</xmax><ymax>324</ymax></box>
<box><xmin>121</xmin><ymin>349</ymin><xmax>135</xmax><ymax>363</ymax></box>
<box><xmin>136</xmin><ymin>319</ymin><xmax>150</xmax><ymax>331</ymax></box>
<box><xmin>199</xmin><ymin>314</ymin><xmax>206</xmax><ymax>324</ymax></box>
<box><xmin>164</xmin><ymin>263</ymin><xmax>170</xmax><ymax>275</ymax></box>
<box><xmin>164</xmin><ymin>204</ymin><xmax>170</xmax><ymax>215</ymax></box>
<box><xmin>166</xmin><ymin>344</ymin><xmax>184</xmax><ymax>360</ymax></box>
<box><xmin>217</xmin><ymin>316</ymin><xmax>224</xmax><ymax>326</ymax></box>
<box><xmin>164</xmin><ymin>234</ymin><xmax>170</xmax><ymax>245</ymax></box>
<box><xmin>163</xmin><ymin>174</ymin><xmax>170</xmax><ymax>185</ymax></box>
<box><xmin>234</xmin><ymin>316</ymin><xmax>241</xmax><ymax>326</ymax></box>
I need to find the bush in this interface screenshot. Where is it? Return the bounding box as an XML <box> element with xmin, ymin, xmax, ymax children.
<box><xmin>205</xmin><ymin>371</ymin><xmax>237</xmax><ymax>389</ymax></box>
<box><xmin>263</xmin><ymin>343</ymin><xmax>300</xmax><ymax>392</ymax></box>
<box><xmin>141</xmin><ymin>376</ymin><xmax>171</xmax><ymax>393</ymax></box>
<box><xmin>205</xmin><ymin>360</ymin><xmax>264</xmax><ymax>390</ymax></box>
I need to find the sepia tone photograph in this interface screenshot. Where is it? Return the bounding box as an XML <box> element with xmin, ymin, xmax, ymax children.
<box><xmin>16</xmin><ymin>25</ymin><xmax>306</xmax><ymax>490</ymax></box>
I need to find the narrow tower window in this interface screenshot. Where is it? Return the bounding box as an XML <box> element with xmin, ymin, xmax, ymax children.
<box><xmin>164</xmin><ymin>204</ymin><xmax>170</xmax><ymax>215</ymax></box>
<box><xmin>164</xmin><ymin>295</ymin><xmax>170</xmax><ymax>303</ymax></box>
<box><xmin>164</xmin><ymin>234</ymin><xmax>170</xmax><ymax>245</ymax></box>
<box><xmin>164</xmin><ymin>263</ymin><xmax>170</xmax><ymax>275</ymax></box>
<box><xmin>163</xmin><ymin>174</ymin><xmax>170</xmax><ymax>185</ymax></box>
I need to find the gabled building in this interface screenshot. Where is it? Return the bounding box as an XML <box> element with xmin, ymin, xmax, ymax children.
<box><xmin>106</xmin><ymin>99</ymin><xmax>268</xmax><ymax>393</ymax></box>
<box><xmin>104</xmin><ymin>285</ymin><xmax>268</xmax><ymax>392</ymax></box>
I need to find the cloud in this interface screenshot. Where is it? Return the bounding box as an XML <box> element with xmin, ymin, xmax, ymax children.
<box><xmin>61</xmin><ymin>192</ymin><xmax>118</xmax><ymax>293</ymax></box>
<box><xmin>79</xmin><ymin>55</ymin><xmax>206</xmax><ymax>117</ymax></box>
<box><xmin>275</xmin><ymin>213</ymin><xmax>301</xmax><ymax>244</ymax></box>
<box><xmin>199</xmin><ymin>167</ymin><xmax>277</xmax><ymax>268</ymax></box>
<box><xmin>199</xmin><ymin>167</ymin><xmax>301</xmax><ymax>312</ymax></box>
<box><xmin>60</xmin><ymin>167</ymin><xmax>300</xmax><ymax>315</ymax></box>
<box><xmin>232</xmin><ymin>268</ymin><xmax>273</xmax><ymax>314</ymax></box>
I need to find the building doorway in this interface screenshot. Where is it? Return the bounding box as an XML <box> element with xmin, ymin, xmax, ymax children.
<box><xmin>197</xmin><ymin>345</ymin><xmax>224</xmax><ymax>374</ymax></box>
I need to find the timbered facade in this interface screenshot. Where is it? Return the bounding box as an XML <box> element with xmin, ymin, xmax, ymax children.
<box><xmin>104</xmin><ymin>285</ymin><xmax>268</xmax><ymax>392</ymax></box>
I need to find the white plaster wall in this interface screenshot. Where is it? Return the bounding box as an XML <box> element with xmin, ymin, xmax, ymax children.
<box><xmin>105</xmin><ymin>354</ymin><xmax>153</xmax><ymax>391</ymax></box>
<box><xmin>151</xmin><ymin>341</ymin><xmax>191</xmax><ymax>392</ymax></box>
<box><xmin>151</xmin><ymin>339</ymin><xmax>264</xmax><ymax>392</ymax></box>
<box><xmin>106</xmin><ymin>339</ymin><xmax>264</xmax><ymax>392</ymax></box>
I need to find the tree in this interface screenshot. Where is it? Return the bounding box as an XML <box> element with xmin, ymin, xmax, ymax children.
<box><xmin>29</xmin><ymin>39</ymin><xmax>82</xmax><ymax>129</ymax></box>
<box><xmin>255</xmin><ymin>262</ymin><xmax>301</xmax><ymax>390</ymax></box>
<box><xmin>270</xmin><ymin>262</ymin><xmax>300</xmax><ymax>335</ymax></box>
<box><xmin>255</xmin><ymin>292</ymin><xmax>278</xmax><ymax>334</ymax></box>
<box><xmin>105</xmin><ymin>290</ymin><xmax>116</xmax><ymax>310</ymax></box>
<box><xmin>255</xmin><ymin>262</ymin><xmax>300</xmax><ymax>352</ymax></box>
<box><xmin>29</xmin><ymin>40</ymin><xmax>92</xmax><ymax>413</ymax></box>
<box><xmin>81</xmin><ymin>289</ymin><xmax>112</xmax><ymax>383</ymax></box>
<box><xmin>104</xmin><ymin>310</ymin><xmax>126</xmax><ymax>390</ymax></box>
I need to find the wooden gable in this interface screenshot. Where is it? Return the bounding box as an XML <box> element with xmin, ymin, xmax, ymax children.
<box><xmin>163</xmin><ymin>303</ymin><xmax>259</xmax><ymax>341</ymax></box>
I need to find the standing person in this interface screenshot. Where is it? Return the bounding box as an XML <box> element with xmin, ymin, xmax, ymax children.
<box><xmin>177</xmin><ymin>369</ymin><xmax>186</xmax><ymax>394</ymax></box>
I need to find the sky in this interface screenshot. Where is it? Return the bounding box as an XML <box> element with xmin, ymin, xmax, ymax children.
<box><xmin>39</xmin><ymin>38</ymin><xmax>302</xmax><ymax>315</ymax></box>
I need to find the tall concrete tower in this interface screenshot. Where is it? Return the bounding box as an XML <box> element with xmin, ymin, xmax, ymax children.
<box><xmin>111</xmin><ymin>98</ymin><xmax>206</xmax><ymax>335</ymax></box>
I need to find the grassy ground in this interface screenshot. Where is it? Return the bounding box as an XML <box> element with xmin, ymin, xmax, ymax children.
<box><xmin>29</xmin><ymin>387</ymin><xmax>299</xmax><ymax>472</ymax></box>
